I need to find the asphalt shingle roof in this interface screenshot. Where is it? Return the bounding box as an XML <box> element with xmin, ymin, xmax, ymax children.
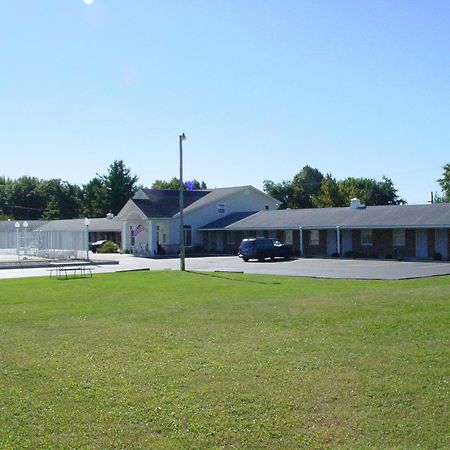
<box><xmin>133</xmin><ymin>189</ymin><xmax>211</xmax><ymax>218</ymax></box>
<box><xmin>0</xmin><ymin>220</ymin><xmax>48</xmax><ymax>232</ymax></box>
<box><xmin>225</xmin><ymin>203</ymin><xmax>450</xmax><ymax>230</ymax></box>
<box><xmin>199</xmin><ymin>212</ymin><xmax>258</xmax><ymax>230</ymax></box>
<box><xmin>38</xmin><ymin>218</ymin><xmax>122</xmax><ymax>232</ymax></box>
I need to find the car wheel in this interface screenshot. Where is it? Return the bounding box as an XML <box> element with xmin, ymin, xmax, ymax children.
<box><xmin>243</xmin><ymin>257</ymin><xmax>249</xmax><ymax>262</ymax></box>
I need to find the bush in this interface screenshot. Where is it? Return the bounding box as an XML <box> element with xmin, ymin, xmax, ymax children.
<box><xmin>96</xmin><ymin>241</ymin><xmax>119</xmax><ymax>254</ymax></box>
<box><xmin>433</xmin><ymin>252</ymin><xmax>442</xmax><ymax>261</ymax></box>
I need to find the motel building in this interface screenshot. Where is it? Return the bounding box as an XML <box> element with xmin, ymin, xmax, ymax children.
<box><xmin>2</xmin><ymin>186</ymin><xmax>449</xmax><ymax>261</ymax></box>
<box><xmin>117</xmin><ymin>190</ymin><xmax>450</xmax><ymax>260</ymax></box>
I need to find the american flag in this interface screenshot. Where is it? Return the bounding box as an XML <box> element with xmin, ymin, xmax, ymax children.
<box><xmin>132</xmin><ymin>224</ymin><xmax>144</xmax><ymax>237</ymax></box>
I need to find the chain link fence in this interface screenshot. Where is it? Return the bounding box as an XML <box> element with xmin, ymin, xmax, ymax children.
<box><xmin>0</xmin><ymin>229</ymin><xmax>87</xmax><ymax>263</ymax></box>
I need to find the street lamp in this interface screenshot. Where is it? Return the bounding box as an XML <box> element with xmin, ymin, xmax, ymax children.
<box><xmin>23</xmin><ymin>221</ymin><xmax>28</xmax><ymax>259</ymax></box>
<box><xmin>84</xmin><ymin>217</ymin><xmax>91</xmax><ymax>260</ymax></box>
<box><xmin>15</xmin><ymin>222</ymin><xmax>20</xmax><ymax>261</ymax></box>
<box><xmin>179</xmin><ymin>133</ymin><xmax>186</xmax><ymax>271</ymax></box>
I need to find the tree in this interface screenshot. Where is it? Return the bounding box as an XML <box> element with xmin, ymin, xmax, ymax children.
<box><xmin>41</xmin><ymin>179</ymin><xmax>83</xmax><ymax>220</ymax></box>
<box><xmin>437</xmin><ymin>163</ymin><xmax>450</xmax><ymax>202</ymax></box>
<box><xmin>100</xmin><ymin>160</ymin><xmax>139</xmax><ymax>215</ymax></box>
<box><xmin>2</xmin><ymin>176</ymin><xmax>47</xmax><ymax>220</ymax></box>
<box><xmin>264</xmin><ymin>166</ymin><xmax>324</xmax><ymax>209</ymax></box>
<box><xmin>151</xmin><ymin>178</ymin><xmax>207</xmax><ymax>190</ymax></box>
<box><xmin>337</xmin><ymin>176</ymin><xmax>405</xmax><ymax>206</ymax></box>
<box><xmin>290</xmin><ymin>166</ymin><xmax>324</xmax><ymax>208</ymax></box>
<box><xmin>312</xmin><ymin>174</ymin><xmax>345</xmax><ymax>208</ymax></box>
<box><xmin>82</xmin><ymin>177</ymin><xmax>109</xmax><ymax>218</ymax></box>
<box><xmin>263</xmin><ymin>180</ymin><xmax>293</xmax><ymax>209</ymax></box>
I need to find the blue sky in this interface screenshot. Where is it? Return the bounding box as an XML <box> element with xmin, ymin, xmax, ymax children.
<box><xmin>1</xmin><ymin>0</ymin><xmax>449</xmax><ymax>203</ymax></box>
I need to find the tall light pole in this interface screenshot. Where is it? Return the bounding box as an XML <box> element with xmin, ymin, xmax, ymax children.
<box><xmin>84</xmin><ymin>217</ymin><xmax>91</xmax><ymax>261</ymax></box>
<box><xmin>179</xmin><ymin>133</ymin><xmax>186</xmax><ymax>271</ymax></box>
<box><xmin>15</xmin><ymin>222</ymin><xmax>20</xmax><ymax>261</ymax></box>
<box><xmin>23</xmin><ymin>221</ymin><xmax>29</xmax><ymax>259</ymax></box>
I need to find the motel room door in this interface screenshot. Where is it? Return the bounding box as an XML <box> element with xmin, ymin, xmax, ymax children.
<box><xmin>326</xmin><ymin>230</ymin><xmax>337</xmax><ymax>256</ymax></box>
<box><xmin>415</xmin><ymin>229</ymin><xmax>428</xmax><ymax>258</ymax></box>
<box><xmin>435</xmin><ymin>229</ymin><xmax>448</xmax><ymax>259</ymax></box>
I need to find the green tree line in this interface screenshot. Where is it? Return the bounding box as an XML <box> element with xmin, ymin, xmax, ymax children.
<box><xmin>263</xmin><ymin>165</ymin><xmax>407</xmax><ymax>208</ymax></box>
<box><xmin>0</xmin><ymin>160</ymin><xmax>139</xmax><ymax>220</ymax></box>
<box><xmin>263</xmin><ymin>163</ymin><xmax>449</xmax><ymax>208</ymax></box>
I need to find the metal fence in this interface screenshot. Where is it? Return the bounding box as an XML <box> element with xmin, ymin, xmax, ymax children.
<box><xmin>0</xmin><ymin>229</ymin><xmax>88</xmax><ymax>262</ymax></box>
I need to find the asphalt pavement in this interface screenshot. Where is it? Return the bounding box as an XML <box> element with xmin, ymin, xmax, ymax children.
<box><xmin>1</xmin><ymin>254</ymin><xmax>450</xmax><ymax>280</ymax></box>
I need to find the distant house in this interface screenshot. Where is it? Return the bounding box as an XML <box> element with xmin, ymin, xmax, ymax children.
<box><xmin>201</xmin><ymin>199</ymin><xmax>450</xmax><ymax>260</ymax></box>
<box><xmin>117</xmin><ymin>186</ymin><xmax>279</xmax><ymax>255</ymax></box>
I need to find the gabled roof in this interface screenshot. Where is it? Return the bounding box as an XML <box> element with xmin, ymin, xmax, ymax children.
<box><xmin>129</xmin><ymin>186</ymin><xmax>272</xmax><ymax>219</ymax></box>
<box><xmin>199</xmin><ymin>212</ymin><xmax>258</xmax><ymax>230</ymax></box>
<box><xmin>224</xmin><ymin>203</ymin><xmax>450</xmax><ymax>230</ymax></box>
<box><xmin>177</xmin><ymin>185</ymin><xmax>278</xmax><ymax>217</ymax></box>
<box><xmin>131</xmin><ymin>189</ymin><xmax>211</xmax><ymax>218</ymax></box>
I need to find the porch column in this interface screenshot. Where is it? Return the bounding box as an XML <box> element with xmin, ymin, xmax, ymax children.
<box><xmin>336</xmin><ymin>226</ymin><xmax>341</xmax><ymax>256</ymax></box>
<box><xmin>299</xmin><ymin>226</ymin><xmax>304</xmax><ymax>257</ymax></box>
<box><xmin>148</xmin><ymin>220</ymin><xmax>158</xmax><ymax>256</ymax></box>
<box><xmin>121</xmin><ymin>221</ymin><xmax>130</xmax><ymax>251</ymax></box>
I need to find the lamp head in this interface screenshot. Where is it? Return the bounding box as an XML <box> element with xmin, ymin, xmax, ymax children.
<box><xmin>23</xmin><ymin>221</ymin><xmax>28</xmax><ymax>228</ymax></box>
<box><xmin>180</xmin><ymin>133</ymin><xmax>186</xmax><ymax>141</ymax></box>
<box><xmin>15</xmin><ymin>221</ymin><xmax>20</xmax><ymax>228</ymax></box>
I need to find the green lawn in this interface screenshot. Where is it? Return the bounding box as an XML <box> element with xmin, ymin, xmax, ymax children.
<box><xmin>0</xmin><ymin>272</ymin><xmax>449</xmax><ymax>449</ymax></box>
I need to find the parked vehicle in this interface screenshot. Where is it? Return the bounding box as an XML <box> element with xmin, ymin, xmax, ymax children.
<box><xmin>238</xmin><ymin>238</ymin><xmax>292</xmax><ymax>262</ymax></box>
<box><xmin>89</xmin><ymin>240</ymin><xmax>108</xmax><ymax>253</ymax></box>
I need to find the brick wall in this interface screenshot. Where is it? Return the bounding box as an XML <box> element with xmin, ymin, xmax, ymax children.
<box><xmin>304</xmin><ymin>229</ymin><xmax>327</xmax><ymax>257</ymax></box>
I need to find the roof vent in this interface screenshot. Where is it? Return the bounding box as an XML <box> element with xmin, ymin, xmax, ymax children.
<box><xmin>106</xmin><ymin>213</ymin><xmax>114</xmax><ymax>220</ymax></box>
<box><xmin>350</xmin><ymin>198</ymin><xmax>365</xmax><ymax>209</ymax></box>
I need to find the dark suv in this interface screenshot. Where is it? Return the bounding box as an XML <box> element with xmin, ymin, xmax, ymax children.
<box><xmin>238</xmin><ymin>238</ymin><xmax>292</xmax><ymax>262</ymax></box>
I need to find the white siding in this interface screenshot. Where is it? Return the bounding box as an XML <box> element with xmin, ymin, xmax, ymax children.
<box><xmin>169</xmin><ymin>188</ymin><xmax>278</xmax><ymax>246</ymax></box>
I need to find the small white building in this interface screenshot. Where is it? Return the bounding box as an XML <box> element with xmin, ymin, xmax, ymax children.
<box><xmin>117</xmin><ymin>186</ymin><xmax>279</xmax><ymax>256</ymax></box>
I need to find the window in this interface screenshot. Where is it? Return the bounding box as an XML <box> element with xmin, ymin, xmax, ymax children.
<box><xmin>309</xmin><ymin>230</ymin><xmax>319</xmax><ymax>246</ymax></box>
<box><xmin>217</xmin><ymin>203</ymin><xmax>225</xmax><ymax>214</ymax></box>
<box><xmin>361</xmin><ymin>229</ymin><xmax>373</xmax><ymax>246</ymax></box>
<box><xmin>227</xmin><ymin>232</ymin><xmax>235</xmax><ymax>244</ymax></box>
<box><xmin>393</xmin><ymin>229</ymin><xmax>405</xmax><ymax>247</ymax></box>
<box><xmin>183</xmin><ymin>225</ymin><xmax>192</xmax><ymax>247</ymax></box>
<box><xmin>284</xmin><ymin>230</ymin><xmax>293</xmax><ymax>245</ymax></box>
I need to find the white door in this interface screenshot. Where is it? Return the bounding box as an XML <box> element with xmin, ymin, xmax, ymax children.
<box><xmin>435</xmin><ymin>229</ymin><xmax>448</xmax><ymax>259</ymax></box>
<box><xmin>327</xmin><ymin>230</ymin><xmax>337</xmax><ymax>256</ymax></box>
<box><xmin>415</xmin><ymin>229</ymin><xmax>428</xmax><ymax>258</ymax></box>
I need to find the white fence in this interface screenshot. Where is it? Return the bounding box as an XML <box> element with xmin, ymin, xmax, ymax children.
<box><xmin>0</xmin><ymin>229</ymin><xmax>87</xmax><ymax>262</ymax></box>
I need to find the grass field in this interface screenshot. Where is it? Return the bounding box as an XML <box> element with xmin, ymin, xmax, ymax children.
<box><xmin>0</xmin><ymin>272</ymin><xmax>449</xmax><ymax>449</ymax></box>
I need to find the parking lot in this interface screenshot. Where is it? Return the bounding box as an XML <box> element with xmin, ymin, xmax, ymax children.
<box><xmin>1</xmin><ymin>254</ymin><xmax>450</xmax><ymax>280</ymax></box>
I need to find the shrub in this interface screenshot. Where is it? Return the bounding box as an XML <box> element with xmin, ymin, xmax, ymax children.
<box><xmin>433</xmin><ymin>252</ymin><xmax>442</xmax><ymax>261</ymax></box>
<box><xmin>97</xmin><ymin>241</ymin><xmax>119</xmax><ymax>254</ymax></box>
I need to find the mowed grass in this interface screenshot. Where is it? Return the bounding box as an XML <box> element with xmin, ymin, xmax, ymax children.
<box><xmin>0</xmin><ymin>272</ymin><xmax>449</xmax><ymax>449</ymax></box>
